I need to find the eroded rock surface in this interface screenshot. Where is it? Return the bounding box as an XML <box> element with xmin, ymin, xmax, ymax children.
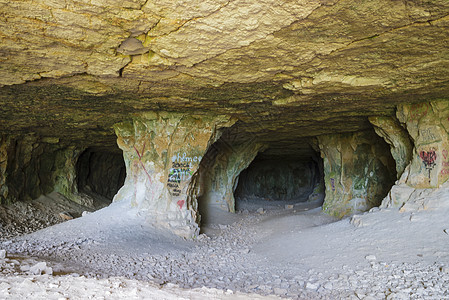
<box><xmin>235</xmin><ymin>158</ymin><xmax>320</xmax><ymax>202</ymax></box>
<box><xmin>0</xmin><ymin>0</ymin><xmax>448</xmax><ymax>148</ymax></box>
<box><xmin>318</xmin><ymin>131</ymin><xmax>396</xmax><ymax>217</ymax></box>
<box><xmin>113</xmin><ymin>112</ymin><xmax>234</xmax><ymax>237</ymax></box>
<box><xmin>0</xmin><ymin>134</ymin><xmax>80</xmax><ymax>204</ymax></box>
<box><xmin>200</xmin><ymin>136</ymin><xmax>266</xmax><ymax>212</ymax></box>
<box><xmin>381</xmin><ymin>100</ymin><xmax>449</xmax><ymax>208</ymax></box>
<box><xmin>0</xmin><ymin>0</ymin><xmax>448</xmax><ymax>231</ymax></box>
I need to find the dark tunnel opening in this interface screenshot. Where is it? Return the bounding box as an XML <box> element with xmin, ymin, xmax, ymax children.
<box><xmin>76</xmin><ymin>148</ymin><xmax>126</xmax><ymax>204</ymax></box>
<box><xmin>234</xmin><ymin>150</ymin><xmax>325</xmax><ymax>212</ymax></box>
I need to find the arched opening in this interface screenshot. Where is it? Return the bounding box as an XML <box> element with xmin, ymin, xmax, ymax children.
<box><xmin>234</xmin><ymin>149</ymin><xmax>324</xmax><ymax>212</ymax></box>
<box><xmin>76</xmin><ymin>148</ymin><xmax>126</xmax><ymax>207</ymax></box>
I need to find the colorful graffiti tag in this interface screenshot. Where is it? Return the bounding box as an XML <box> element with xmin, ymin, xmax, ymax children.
<box><xmin>419</xmin><ymin>149</ymin><xmax>437</xmax><ymax>179</ymax></box>
<box><xmin>167</xmin><ymin>153</ymin><xmax>200</xmax><ymax>197</ymax></box>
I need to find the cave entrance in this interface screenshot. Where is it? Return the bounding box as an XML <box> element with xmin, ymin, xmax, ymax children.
<box><xmin>76</xmin><ymin>147</ymin><xmax>126</xmax><ymax>208</ymax></box>
<box><xmin>234</xmin><ymin>149</ymin><xmax>324</xmax><ymax>212</ymax></box>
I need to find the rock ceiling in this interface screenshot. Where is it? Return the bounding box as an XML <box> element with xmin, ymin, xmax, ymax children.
<box><xmin>1</xmin><ymin>0</ymin><xmax>448</xmax><ymax>156</ymax></box>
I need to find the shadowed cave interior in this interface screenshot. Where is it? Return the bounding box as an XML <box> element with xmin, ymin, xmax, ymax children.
<box><xmin>76</xmin><ymin>147</ymin><xmax>126</xmax><ymax>204</ymax></box>
<box><xmin>234</xmin><ymin>152</ymin><xmax>324</xmax><ymax>211</ymax></box>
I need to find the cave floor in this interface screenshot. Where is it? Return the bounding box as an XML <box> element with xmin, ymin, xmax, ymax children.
<box><xmin>1</xmin><ymin>193</ymin><xmax>449</xmax><ymax>299</ymax></box>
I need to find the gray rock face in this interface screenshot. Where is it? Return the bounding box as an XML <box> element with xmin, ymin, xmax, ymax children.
<box><xmin>318</xmin><ymin>130</ymin><xmax>397</xmax><ymax>217</ymax></box>
<box><xmin>235</xmin><ymin>159</ymin><xmax>320</xmax><ymax>201</ymax></box>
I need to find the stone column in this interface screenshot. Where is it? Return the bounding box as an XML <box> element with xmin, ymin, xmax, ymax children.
<box><xmin>380</xmin><ymin>101</ymin><xmax>449</xmax><ymax>209</ymax></box>
<box><xmin>113</xmin><ymin>112</ymin><xmax>234</xmax><ymax>238</ymax></box>
<box><xmin>200</xmin><ymin>139</ymin><xmax>266</xmax><ymax>213</ymax></box>
<box><xmin>397</xmin><ymin>101</ymin><xmax>449</xmax><ymax>188</ymax></box>
<box><xmin>318</xmin><ymin>130</ymin><xmax>396</xmax><ymax>218</ymax></box>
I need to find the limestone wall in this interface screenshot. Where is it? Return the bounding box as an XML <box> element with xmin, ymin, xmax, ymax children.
<box><xmin>369</xmin><ymin>116</ymin><xmax>413</xmax><ymax>179</ymax></box>
<box><xmin>397</xmin><ymin>101</ymin><xmax>449</xmax><ymax>188</ymax></box>
<box><xmin>235</xmin><ymin>159</ymin><xmax>320</xmax><ymax>202</ymax></box>
<box><xmin>0</xmin><ymin>134</ymin><xmax>81</xmax><ymax>204</ymax></box>
<box><xmin>113</xmin><ymin>112</ymin><xmax>234</xmax><ymax>238</ymax></box>
<box><xmin>199</xmin><ymin>138</ymin><xmax>265</xmax><ymax>213</ymax></box>
<box><xmin>318</xmin><ymin>130</ymin><xmax>396</xmax><ymax>218</ymax></box>
<box><xmin>76</xmin><ymin>149</ymin><xmax>126</xmax><ymax>200</ymax></box>
<box><xmin>380</xmin><ymin>100</ymin><xmax>449</xmax><ymax>208</ymax></box>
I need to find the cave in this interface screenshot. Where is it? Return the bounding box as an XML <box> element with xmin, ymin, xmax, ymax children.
<box><xmin>1</xmin><ymin>0</ymin><xmax>449</xmax><ymax>298</ymax></box>
<box><xmin>234</xmin><ymin>152</ymin><xmax>324</xmax><ymax>212</ymax></box>
<box><xmin>76</xmin><ymin>148</ymin><xmax>126</xmax><ymax>203</ymax></box>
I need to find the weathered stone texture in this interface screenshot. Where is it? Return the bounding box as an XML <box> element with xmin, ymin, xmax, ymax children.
<box><xmin>200</xmin><ymin>137</ymin><xmax>266</xmax><ymax>213</ymax></box>
<box><xmin>318</xmin><ymin>131</ymin><xmax>396</xmax><ymax>218</ymax></box>
<box><xmin>235</xmin><ymin>158</ymin><xmax>321</xmax><ymax>202</ymax></box>
<box><xmin>0</xmin><ymin>0</ymin><xmax>448</xmax><ymax>229</ymax></box>
<box><xmin>369</xmin><ymin>116</ymin><xmax>413</xmax><ymax>179</ymax></box>
<box><xmin>0</xmin><ymin>134</ymin><xmax>81</xmax><ymax>204</ymax></box>
<box><xmin>76</xmin><ymin>149</ymin><xmax>126</xmax><ymax>200</ymax></box>
<box><xmin>113</xmin><ymin>112</ymin><xmax>234</xmax><ymax>238</ymax></box>
<box><xmin>396</xmin><ymin>101</ymin><xmax>449</xmax><ymax>188</ymax></box>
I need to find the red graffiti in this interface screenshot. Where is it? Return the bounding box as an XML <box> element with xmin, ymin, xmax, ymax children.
<box><xmin>443</xmin><ymin>149</ymin><xmax>448</xmax><ymax>160</ymax></box>
<box><xmin>177</xmin><ymin>200</ymin><xmax>185</xmax><ymax>210</ymax></box>
<box><xmin>419</xmin><ymin>150</ymin><xmax>437</xmax><ymax>167</ymax></box>
<box><xmin>441</xmin><ymin>169</ymin><xmax>449</xmax><ymax>175</ymax></box>
<box><xmin>134</xmin><ymin>143</ymin><xmax>152</xmax><ymax>184</ymax></box>
<box><xmin>420</xmin><ymin>149</ymin><xmax>437</xmax><ymax>179</ymax></box>
<box><xmin>410</xmin><ymin>103</ymin><xmax>429</xmax><ymax>121</ymax></box>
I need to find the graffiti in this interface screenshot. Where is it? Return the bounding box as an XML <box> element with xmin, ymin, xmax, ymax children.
<box><xmin>441</xmin><ymin>169</ymin><xmax>449</xmax><ymax>175</ymax></box>
<box><xmin>419</xmin><ymin>128</ymin><xmax>437</xmax><ymax>143</ymax></box>
<box><xmin>172</xmin><ymin>152</ymin><xmax>202</xmax><ymax>164</ymax></box>
<box><xmin>167</xmin><ymin>152</ymin><xmax>199</xmax><ymax>197</ymax></box>
<box><xmin>441</xmin><ymin>149</ymin><xmax>449</xmax><ymax>177</ymax></box>
<box><xmin>419</xmin><ymin>149</ymin><xmax>436</xmax><ymax>179</ymax></box>
<box><xmin>409</xmin><ymin>103</ymin><xmax>429</xmax><ymax>121</ymax></box>
<box><xmin>168</xmin><ymin>168</ymin><xmax>193</xmax><ymax>182</ymax></box>
<box><xmin>134</xmin><ymin>142</ymin><xmax>152</xmax><ymax>184</ymax></box>
<box><xmin>330</xmin><ymin>178</ymin><xmax>335</xmax><ymax>192</ymax></box>
<box><xmin>177</xmin><ymin>200</ymin><xmax>185</xmax><ymax>210</ymax></box>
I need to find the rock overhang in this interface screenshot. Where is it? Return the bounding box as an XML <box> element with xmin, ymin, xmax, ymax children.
<box><xmin>0</xmin><ymin>0</ymin><xmax>448</xmax><ymax>152</ymax></box>
<box><xmin>0</xmin><ymin>1</ymin><xmax>449</xmax><ymax>228</ymax></box>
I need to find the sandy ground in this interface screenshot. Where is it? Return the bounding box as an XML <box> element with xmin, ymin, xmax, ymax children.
<box><xmin>1</xmin><ymin>189</ymin><xmax>449</xmax><ymax>299</ymax></box>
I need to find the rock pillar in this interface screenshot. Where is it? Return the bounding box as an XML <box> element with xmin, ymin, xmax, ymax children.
<box><xmin>318</xmin><ymin>130</ymin><xmax>396</xmax><ymax>218</ymax></box>
<box><xmin>200</xmin><ymin>138</ymin><xmax>266</xmax><ymax>213</ymax></box>
<box><xmin>397</xmin><ymin>101</ymin><xmax>449</xmax><ymax>188</ymax></box>
<box><xmin>113</xmin><ymin>112</ymin><xmax>234</xmax><ymax>238</ymax></box>
<box><xmin>380</xmin><ymin>101</ymin><xmax>449</xmax><ymax>208</ymax></box>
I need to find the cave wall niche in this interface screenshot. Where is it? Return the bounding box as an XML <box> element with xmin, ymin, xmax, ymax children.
<box><xmin>233</xmin><ymin>151</ymin><xmax>324</xmax><ymax>211</ymax></box>
<box><xmin>0</xmin><ymin>134</ymin><xmax>80</xmax><ymax>205</ymax></box>
<box><xmin>76</xmin><ymin>148</ymin><xmax>126</xmax><ymax>205</ymax></box>
<box><xmin>198</xmin><ymin>132</ymin><xmax>266</xmax><ymax>213</ymax></box>
<box><xmin>318</xmin><ymin>130</ymin><xmax>397</xmax><ymax>218</ymax></box>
